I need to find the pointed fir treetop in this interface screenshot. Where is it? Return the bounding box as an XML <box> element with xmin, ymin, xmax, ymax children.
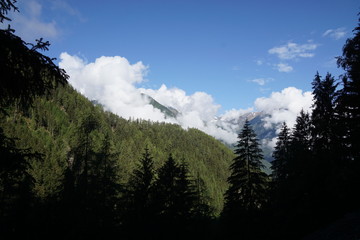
<box><xmin>271</xmin><ymin>122</ymin><xmax>291</xmax><ymax>182</ymax></box>
<box><xmin>224</xmin><ymin>120</ymin><xmax>268</xmax><ymax>214</ymax></box>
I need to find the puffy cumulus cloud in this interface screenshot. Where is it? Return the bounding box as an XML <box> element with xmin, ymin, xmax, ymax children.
<box><xmin>59</xmin><ymin>53</ymin><xmax>238</xmax><ymax>144</ymax></box>
<box><xmin>59</xmin><ymin>52</ymin><xmax>167</xmax><ymax>122</ymax></box>
<box><xmin>255</xmin><ymin>87</ymin><xmax>313</xmax><ymax>129</ymax></box>
<box><xmin>253</xmin><ymin>87</ymin><xmax>313</xmax><ymax>151</ymax></box>
<box><xmin>9</xmin><ymin>0</ymin><xmax>59</xmax><ymax>42</ymax></box>
<box><xmin>323</xmin><ymin>28</ymin><xmax>347</xmax><ymax>40</ymax></box>
<box><xmin>268</xmin><ymin>42</ymin><xmax>318</xmax><ymax>60</ymax></box>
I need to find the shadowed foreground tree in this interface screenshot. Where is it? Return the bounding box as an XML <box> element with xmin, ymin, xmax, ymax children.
<box><xmin>271</xmin><ymin>122</ymin><xmax>291</xmax><ymax>186</ymax></box>
<box><xmin>222</xmin><ymin>120</ymin><xmax>268</xmax><ymax>238</ymax></box>
<box><xmin>336</xmin><ymin>16</ymin><xmax>360</xmax><ymax>210</ymax></box>
<box><xmin>223</xmin><ymin>120</ymin><xmax>268</xmax><ymax>215</ymax></box>
<box><xmin>125</xmin><ymin>147</ymin><xmax>156</xmax><ymax>224</ymax></box>
<box><xmin>0</xmin><ymin>1</ymin><xmax>68</xmax><ymax>237</ymax></box>
<box><xmin>154</xmin><ymin>154</ymin><xmax>196</xmax><ymax>220</ymax></box>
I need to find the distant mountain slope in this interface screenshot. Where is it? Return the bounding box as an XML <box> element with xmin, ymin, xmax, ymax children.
<box><xmin>215</xmin><ymin>111</ymin><xmax>276</xmax><ymax>163</ymax></box>
<box><xmin>138</xmin><ymin>94</ymin><xmax>277</xmax><ymax>163</ymax></box>
<box><xmin>1</xmin><ymin>84</ymin><xmax>234</xmax><ymax>214</ymax></box>
<box><xmin>141</xmin><ymin>93</ymin><xmax>179</xmax><ymax>119</ymax></box>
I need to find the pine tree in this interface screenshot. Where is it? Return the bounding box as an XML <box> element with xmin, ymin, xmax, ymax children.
<box><xmin>287</xmin><ymin>110</ymin><xmax>312</xmax><ymax>189</ymax></box>
<box><xmin>153</xmin><ymin>154</ymin><xmax>196</xmax><ymax>220</ymax></box>
<box><xmin>311</xmin><ymin>72</ymin><xmax>338</xmax><ymax>154</ymax></box>
<box><xmin>175</xmin><ymin>160</ymin><xmax>196</xmax><ymax>219</ymax></box>
<box><xmin>337</xmin><ymin>17</ymin><xmax>360</xmax><ymax>163</ymax></box>
<box><xmin>281</xmin><ymin>110</ymin><xmax>314</xmax><ymax>236</ymax></box>
<box><xmin>126</xmin><ymin>147</ymin><xmax>156</xmax><ymax>221</ymax></box>
<box><xmin>336</xmin><ymin>17</ymin><xmax>360</xmax><ymax>210</ymax></box>
<box><xmin>91</xmin><ymin>133</ymin><xmax>120</xmax><ymax>228</ymax></box>
<box><xmin>223</xmin><ymin>120</ymin><xmax>268</xmax><ymax>216</ymax></box>
<box><xmin>192</xmin><ymin>173</ymin><xmax>213</xmax><ymax>218</ymax></box>
<box><xmin>271</xmin><ymin>122</ymin><xmax>291</xmax><ymax>184</ymax></box>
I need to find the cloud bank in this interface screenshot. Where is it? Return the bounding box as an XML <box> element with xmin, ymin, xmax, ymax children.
<box><xmin>254</xmin><ymin>87</ymin><xmax>313</xmax><ymax>148</ymax></box>
<box><xmin>59</xmin><ymin>53</ymin><xmax>238</xmax><ymax>143</ymax></box>
<box><xmin>59</xmin><ymin>53</ymin><xmax>313</xmax><ymax>146</ymax></box>
<box><xmin>255</xmin><ymin>87</ymin><xmax>313</xmax><ymax>128</ymax></box>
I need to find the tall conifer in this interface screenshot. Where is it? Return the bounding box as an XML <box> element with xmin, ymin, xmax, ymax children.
<box><xmin>223</xmin><ymin>120</ymin><xmax>268</xmax><ymax>215</ymax></box>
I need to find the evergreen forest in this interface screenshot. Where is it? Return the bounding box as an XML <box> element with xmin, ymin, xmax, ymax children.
<box><xmin>1</xmin><ymin>1</ymin><xmax>360</xmax><ymax>239</ymax></box>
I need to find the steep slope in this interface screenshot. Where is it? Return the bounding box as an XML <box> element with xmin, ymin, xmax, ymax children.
<box><xmin>0</xmin><ymin>84</ymin><xmax>234</xmax><ymax>214</ymax></box>
<box><xmin>141</xmin><ymin>93</ymin><xmax>179</xmax><ymax>118</ymax></box>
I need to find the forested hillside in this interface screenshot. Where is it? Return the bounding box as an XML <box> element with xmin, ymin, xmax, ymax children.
<box><xmin>1</xmin><ymin>83</ymin><xmax>234</xmax><ymax>214</ymax></box>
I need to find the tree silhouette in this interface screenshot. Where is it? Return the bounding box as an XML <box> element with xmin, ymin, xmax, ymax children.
<box><xmin>0</xmin><ymin>1</ymin><xmax>68</xmax><ymax>237</ymax></box>
<box><xmin>223</xmin><ymin>120</ymin><xmax>268</xmax><ymax>216</ymax></box>
<box><xmin>271</xmin><ymin>122</ymin><xmax>291</xmax><ymax>185</ymax></box>
<box><xmin>126</xmin><ymin>147</ymin><xmax>156</xmax><ymax>223</ymax></box>
<box><xmin>336</xmin><ymin>16</ymin><xmax>360</xmax><ymax>209</ymax></box>
<box><xmin>311</xmin><ymin>72</ymin><xmax>338</xmax><ymax>154</ymax></box>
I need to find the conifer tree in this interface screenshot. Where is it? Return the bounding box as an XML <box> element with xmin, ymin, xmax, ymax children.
<box><xmin>223</xmin><ymin>120</ymin><xmax>268</xmax><ymax>216</ymax></box>
<box><xmin>126</xmin><ymin>147</ymin><xmax>156</xmax><ymax>221</ymax></box>
<box><xmin>337</xmin><ymin>16</ymin><xmax>360</xmax><ymax>197</ymax></box>
<box><xmin>192</xmin><ymin>174</ymin><xmax>213</xmax><ymax>218</ymax></box>
<box><xmin>311</xmin><ymin>72</ymin><xmax>338</xmax><ymax>154</ymax></box>
<box><xmin>176</xmin><ymin>161</ymin><xmax>196</xmax><ymax>219</ymax></box>
<box><xmin>271</xmin><ymin>122</ymin><xmax>291</xmax><ymax>184</ymax></box>
<box><xmin>282</xmin><ymin>110</ymin><xmax>313</xmax><ymax>235</ymax></box>
<box><xmin>154</xmin><ymin>154</ymin><xmax>196</xmax><ymax>220</ymax></box>
<box><xmin>287</xmin><ymin>110</ymin><xmax>312</xmax><ymax>187</ymax></box>
<box><xmin>91</xmin><ymin>133</ymin><xmax>120</xmax><ymax>228</ymax></box>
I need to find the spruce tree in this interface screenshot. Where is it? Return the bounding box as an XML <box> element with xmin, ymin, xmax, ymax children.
<box><xmin>311</xmin><ymin>72</ymin><xmax>338</xmax><ymax>154</ymax></box>
<box><xmin>271</xmin><ymin>122</ymin><xmax>291</xmax><ymax>185</ymax></box>
<box><xmin>176</xmin><ymin>161</ymin><xmax>196</xmax><ymax>219</ymax></box>
<box><xmin>126</xmin><ymin>147</ymin><xmax>156</xmax><ymax>221</ymax></box>
<box><xmin>337</xmin><ymin>16</ymin><xmax>360</xmax><ymax>205</ymax></box>
<box><xmin>287</xmin><ymin>110</ymin><xmax>312</xmax><ymax>189</ymax></box>
<box><xmin>153</xmin><ymin>154</ymin><xmax>196</xmax><ymax>220</ymax></box>
<box><xmin>223</xmin><ymin>120</ymin><xmax>268</xmax><ymax>216</ymax></box>
<box><xmin>338</xmin><ymin>20</ymin><xmax>360</xmax><ymax>163</ymax></box>
<box><xmin>284</xmin><ymin>110</ymin><xmax>313</xmax><ymax>236</ymax></box>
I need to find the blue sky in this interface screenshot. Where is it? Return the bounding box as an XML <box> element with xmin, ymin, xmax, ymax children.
<box><xmin>7</xmin><ymin>0</ymin><xmax>359</xmax><ymax>111</ymax></box>
<box><xmin>3</xmin><ymin>0</ymin><xmax>360</xmax><ymax>144</ymax></box>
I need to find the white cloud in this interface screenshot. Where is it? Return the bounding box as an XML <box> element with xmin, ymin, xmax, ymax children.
<box><xmin>275</xmin><ymin>63</ymin><xmax>293</xmax><ymax>73</ymax></box>
<box><xmin>249</xmin><ymin>78</ymin><xmax>273</xmax><ymax>86</ymax></box>
<box><xmin>9</xmin><ymin>0</ymin><xmax>59</xmax><ymax>42</ymax></box>
<box><xmin>59</xmin><ymin>53</ymin><xmax>238</xmax><ymax>144</ymax></box>
<box><xmin>254</xmin><ymin>87</ymin><xmax>313</xmax><ymax>129</ymax></box>
<box><xmin>323</xmin><ymin>28</ymin><xmax>346</xmax><ymax>40</ymax></box>
<box><xmin>268</xmin><ymin>42</ymin><xmax>318</xmax><ymax>60</ymax></box>
<box><xmin>254</xmin><ymin>87</ymin><xmax>313</xmax><ymax>150</ymax></box>
<box><xmin>59</xmin><ymin>53</ymin><xmax>314</xmax><ymax>146</ymax></box>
